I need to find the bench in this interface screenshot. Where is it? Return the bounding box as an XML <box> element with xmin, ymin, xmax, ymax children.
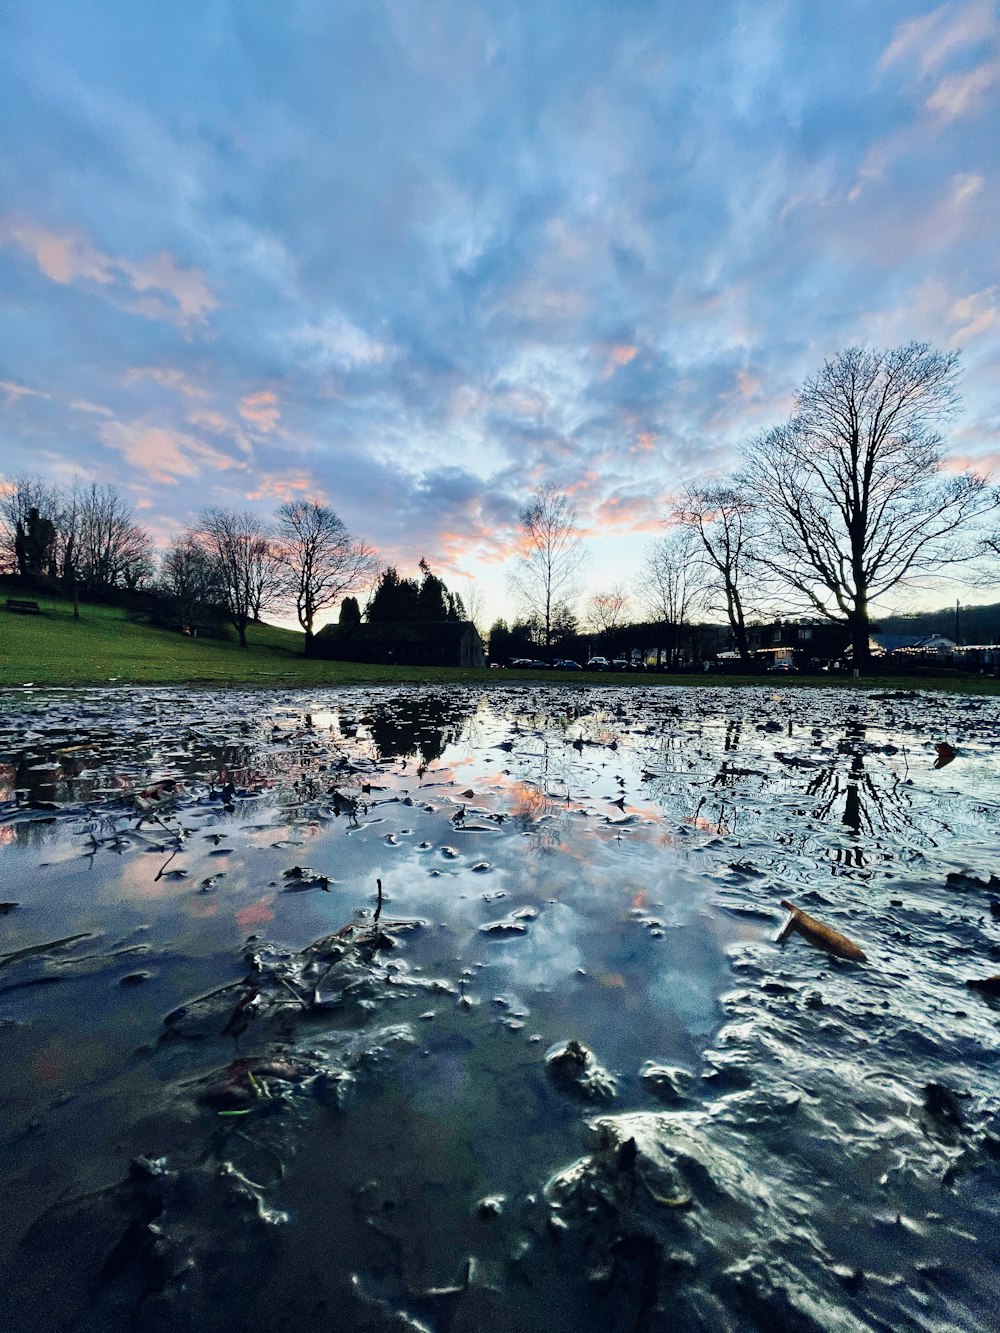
<box><xmin>5</xmin><ymin>598</ymin><xmax>41</xmax><ymax>614</ymax></box>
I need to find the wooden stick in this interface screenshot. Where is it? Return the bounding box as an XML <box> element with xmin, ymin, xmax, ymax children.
<box><xmin>779</xmin><ymin>899</ymin><xmax>867</xmax><ymax>962</ymax></box>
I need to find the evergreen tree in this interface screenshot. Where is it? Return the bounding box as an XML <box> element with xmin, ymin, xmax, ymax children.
<box><xmin>367</xmin><ymin>567</ymin><xmax>420</xmax><ymax>622</ymax></box>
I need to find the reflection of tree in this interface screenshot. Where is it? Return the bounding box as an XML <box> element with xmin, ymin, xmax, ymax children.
<box><xmin>638</xmin><ymin>716</ymin><xmax>930</xmax><ymax>875</ymax></box>
<box><xmin>804</xmin><ymin>747</ymin><xmax>924</xmax><ymax>849</ymax></box>
<box><xmin>367</xmin><ymin>695</ymin><xmax>471</xmax><ymax>763</ymax></box>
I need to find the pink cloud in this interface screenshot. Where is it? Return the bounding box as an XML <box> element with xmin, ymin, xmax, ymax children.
<box><xmin>0</xmin><ymin>217</ymin><xmax>216</xmax><ymax>332</ymax></box>
<box><xmin>601</xmin><ymin>343</ymin><xmax>639</xmax><ymax>380</ymax></box>
<box><xmin>125</xmin><ymin>366</ymin><xmax>207</xmax><ymax>398</ymax></box>
<box><xmin>244</xmin><ymin>471</ymin><xmax>313</xmax><ymax>503</ymax></box>
<box><xmin>99</xmin><ymin>419</ymin><xmax>242</xmax><ymax>485</ymax></box>
<box><xmin>119</xmin><ymin>251</ymin><xmax>216</xmax><ymax>327</ymax></box>
<box><xmin>0</xmin><ymin>219</ymin><xmax>114</xmax><ymax>285</ymax></box>
<box><xmin>239</xmin><ymin>389</ymin><xmax>280</xmax><ymax>432</ymax></box>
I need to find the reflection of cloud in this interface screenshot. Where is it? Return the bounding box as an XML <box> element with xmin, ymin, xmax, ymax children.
<box><xmin>235</xmin><ymin>897</ymin><xmax>275</xmax><ymax>930</ymax></box>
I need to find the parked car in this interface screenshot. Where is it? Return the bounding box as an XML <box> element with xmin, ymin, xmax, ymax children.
<box><xmin>553</xmin><ymin>658</ymin><xmax>582</xmax><ymax>670</ymax></box>
<box><xmin>610</xmin><ymin>659</ymin><xmax>630</xmax><ymax>671</ymax></box>
<box><xmin>586</xmin><ymin>656</ymin><xmax>610</xmax><ymax>671</ymax></box>
<box><xmin>767</xmin><ymin>662</ymin><xmax>799</xmax><ymax>673</ymax></box>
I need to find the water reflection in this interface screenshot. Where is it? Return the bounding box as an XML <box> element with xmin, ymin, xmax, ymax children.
<box><xmin>365</xmin><ymin>694</ymin><xmax>471</xmax><ymax>763</ymax></box>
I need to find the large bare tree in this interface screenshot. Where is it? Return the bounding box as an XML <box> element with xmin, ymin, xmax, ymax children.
<box><xmin>76</xmin><ymin>482</ymin><xmax>154</xmax><ymax>592</ymax></box>
<box><xmin>741</xmin><ymin>343</ymin><xmax>996</xmax><ymax>665</ymax></box>
<box><xmin>275</xmin><ymin>500</ymin><xmax>378</xmax><ymax>653</ymax></box>
<box><xmin>676</xmin><ymin>481</ymin><xmax>758</xmax><ymax>664</ymax></box>
<box><xmin>638</xmin><ymin>527</ymin><xmax>709</xmax><ymax>667</ymax></box>
<box><xmin>508</xmin><ymin>484</ymin><xmax>586</xmax><ymax>658</ymax></box>
<box><xmin>196</xmin><ymin>509</ymin><xmax>280</xmax><ymax>648</ymax></box>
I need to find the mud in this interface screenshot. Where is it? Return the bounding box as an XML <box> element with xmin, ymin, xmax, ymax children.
<box><xmin>1</xmin><ymin>684</ymin><xmax>998</xmax><ymax>1331</ymax></box>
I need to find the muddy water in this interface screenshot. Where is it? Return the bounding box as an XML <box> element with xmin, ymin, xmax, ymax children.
<box><xmin>0</xmin><ymin>684</ymin><xmax>997</xmax><ymax>1332</ymax></box>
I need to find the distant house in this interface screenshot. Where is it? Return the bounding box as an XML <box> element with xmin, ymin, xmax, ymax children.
<box><xmin>316</xmin><ymin>619</ymin><xmax>485</xmax><ymax>668</ymax></box>
<box><xmin>746</xmin><ymin>619</ymin><xmax>848</xmax><ymax>662</ymax></box>
<box><xmin>871</xmin><ymin>633</ymin><xmax>956</xmax><ymax>656</ymax></box>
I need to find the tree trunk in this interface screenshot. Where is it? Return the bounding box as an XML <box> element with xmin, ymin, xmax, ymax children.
<box><xmin>303</xmin><ymin>628</ymin><xmax>315</xmax><ymax>657</ymax></box>
<box><xmin>849</xmin><ymin>613</ymin><xmax>868</xmax><ymax>670</ymax></box>
<box><xmin>237</xmin><ymin>620</ymin><xmax>248</xmax><ymax>649</ymax></box>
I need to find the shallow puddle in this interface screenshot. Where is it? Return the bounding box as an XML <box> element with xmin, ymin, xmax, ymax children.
<box><xmin>1</xmin><ymin>684</ymin><xmax>998</xmax><ymax>1331</ymax></box>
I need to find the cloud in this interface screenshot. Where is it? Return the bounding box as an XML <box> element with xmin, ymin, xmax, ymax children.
<box><xmin>0</xmin><ymin>379</ymin><xmax>50</xmax><ymax>405</ymax></box>
<box><xmin>927</xmin><ymin>58</ymin><xmax>1000</xmax><ymax>119</ymax></box>
<box><xmin>879</xmin><ymin>1</ymin><xmax>997</xmax><ymax>74</ymax></box>
<box><xmin>125</xmin><ymin>366</ymin><xmax>207</xmax><ymax>398</ymax></box>
<box><xmin>239</xmin><ymin>390</ymin><xmax>280</xmax><ymax>432</ymax></box>
<box><xmin>244</xmin><ymin>472</ymin><xmax>313</xmax><ymax>503</ymax></box>
<box><xmin>99</xmin><ymin>420</ymin><xmax>243</xmax><ymax>485</ymax></box>
<box><xmin>948</xmin><ymin>286</ymin><xmax>998</xmax><ymax>342</ymax></box>
<box><xmin>292</xmin><ymin>313</ymin><xmax>395</xmax><ymax>370</ymax></box>
<box><xmin>118</xmin><ymin>251</ymin><xmax>217</xmax><ymax>327</ymax></box>
<box><xmin>0</xmin><ymin>218</ymin><xmax>215</xmax><ymax>331</ymax></box>
<box><xmin>69</xmin><ymin>399</ymin><xmax>114</xmax><ymax>416</ymax></box>
<box><xmin>0</xmin><ymin>219</ymin><xmax>114</xmax><ymax>285</ymax></box>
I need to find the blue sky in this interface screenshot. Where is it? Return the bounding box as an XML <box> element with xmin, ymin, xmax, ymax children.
<box><xmin>1</xmin><ymin>0</ymin><xmax>998</xmax><ymax>626</ymax></box>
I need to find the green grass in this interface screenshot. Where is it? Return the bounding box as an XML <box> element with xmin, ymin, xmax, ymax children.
<box><xmin>1</xmin><ymin>596</ymin><xmax>998</xmax><ymax>694</ymax></box>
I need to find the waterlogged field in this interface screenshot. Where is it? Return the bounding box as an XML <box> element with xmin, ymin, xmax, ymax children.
<box><xmin>1</xmin><ymin>684</ymin><xmax>998</xmax><ymax>1333</ymax></box>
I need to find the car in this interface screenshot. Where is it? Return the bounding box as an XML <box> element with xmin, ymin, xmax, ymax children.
<box><xmin>509</xmin><ymin>657</ymin><xmax>533</xmax><ymax>668</ymax></box>
<box><xmin>553</xmin><ymin>658</ymin><xmax>582</xmax><ymax>670</ymax></box>
<box><xmin>528</xmin><ymin>659</ymin><xmax>550</xmax><ymax>669</ymax></box>
<box><xmin>586</xmin><ymin>657</ymin><xmax>610</xmax><ymax>671</ymax></box>
<box><xmin>767</xmin><ymin>662</ymin><xmax>799</xmax><ymax>673</ymax></box>
<box><xmin>610</xmin><ymin>659</ymin><xmax>630</xmax><ymax>671</ymax></box>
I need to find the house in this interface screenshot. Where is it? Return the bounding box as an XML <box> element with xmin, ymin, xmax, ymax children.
<box><xmin>745</xmin><ymin>619</ymin><xmax>849</xmax><ymax>664</ymax></box>
<box><xmin>316</xmin><ymin>619</ymin><xmax>485</xmax><ymax>668</ymax></box>
<box><xmin>871</xmin><ymin>633</ymin><xmax>956</xmax><ymax>656</ymax></box>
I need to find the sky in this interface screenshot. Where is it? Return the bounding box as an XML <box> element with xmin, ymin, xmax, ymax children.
<box><xmin>1</xmin><ymin>0</ymin><xmax>998</xmax><ymax>630</ymax></box>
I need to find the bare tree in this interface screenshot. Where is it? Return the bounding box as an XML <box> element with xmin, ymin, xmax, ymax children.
<box><xmin>462</xmin><ymin>579</ymin><xmax>487</xmax><ymax>640</ymax></box>
<box><xmin>160</xmin><ymin>535</ymin><xmax>225</xmax><ymax>630</ymax></box>
<box><xmin>508</xmin><ymin>484</ymin><xmax>586</xmax><ymax>658</ymax></box>
<box><xmin>0</xmin><ymin>474</ymin><xmax>60</xmax><ymax>576</ymax></box>
<box><xmin>77</xmin><ymin>482</ymin><xmax>154</xmax><ymax>592</ymax></box>
<box><xmin>676</xmin><ymin>481</ymin><xmax>758</xmax><ymax>664</ymax></box>
<box><xmin>275</xmin><ymin>500</ymin><xmax>378</xmax><ymax>653</ymax></box>
<box><xmin>586</xmin><ymin>584</ymin><xmax>631</xmax><ymax>649</ymax></box>
<box><xmin>638</xmin><ymin>527</ymin><xmax>709</xmax><ymax>667</ymax></box>
<box><xmin>741</xmin><ymin>343</ymin><xmax>996</xmax><ymax>665</ymax></box>
<box><xmin>196</xmin><ymin>509</ymin><xmax>280</xmax><ymax>648</ymax></box>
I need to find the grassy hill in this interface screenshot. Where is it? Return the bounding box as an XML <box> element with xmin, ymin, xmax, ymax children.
<box><xmin>2</xmin><ymin>594</ymin><xmax>998</xmax><ymax>692</ymax></box>
<box><xmin>0</xmin><ymin>596</ymin><xmax>484</xmax><ymax>687</ymax></box>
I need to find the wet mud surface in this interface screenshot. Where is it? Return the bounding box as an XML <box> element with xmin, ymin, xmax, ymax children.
<box><xmin>0</xmin><ymin>684</ymin><xmax>998</xmax><ymax>1332</ymax></box>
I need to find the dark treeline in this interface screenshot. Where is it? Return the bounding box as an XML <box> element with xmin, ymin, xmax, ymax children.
<box><xmin>0</xmin><ymin>480</ymin><xmax>379</xmax><ymax>652</ymax></box>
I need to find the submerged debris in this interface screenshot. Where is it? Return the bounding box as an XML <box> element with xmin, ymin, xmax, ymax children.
<box><xmin>778</xmin><ymin>899</ymin><xmax>868</xmax><ymax>962</ymax></box>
